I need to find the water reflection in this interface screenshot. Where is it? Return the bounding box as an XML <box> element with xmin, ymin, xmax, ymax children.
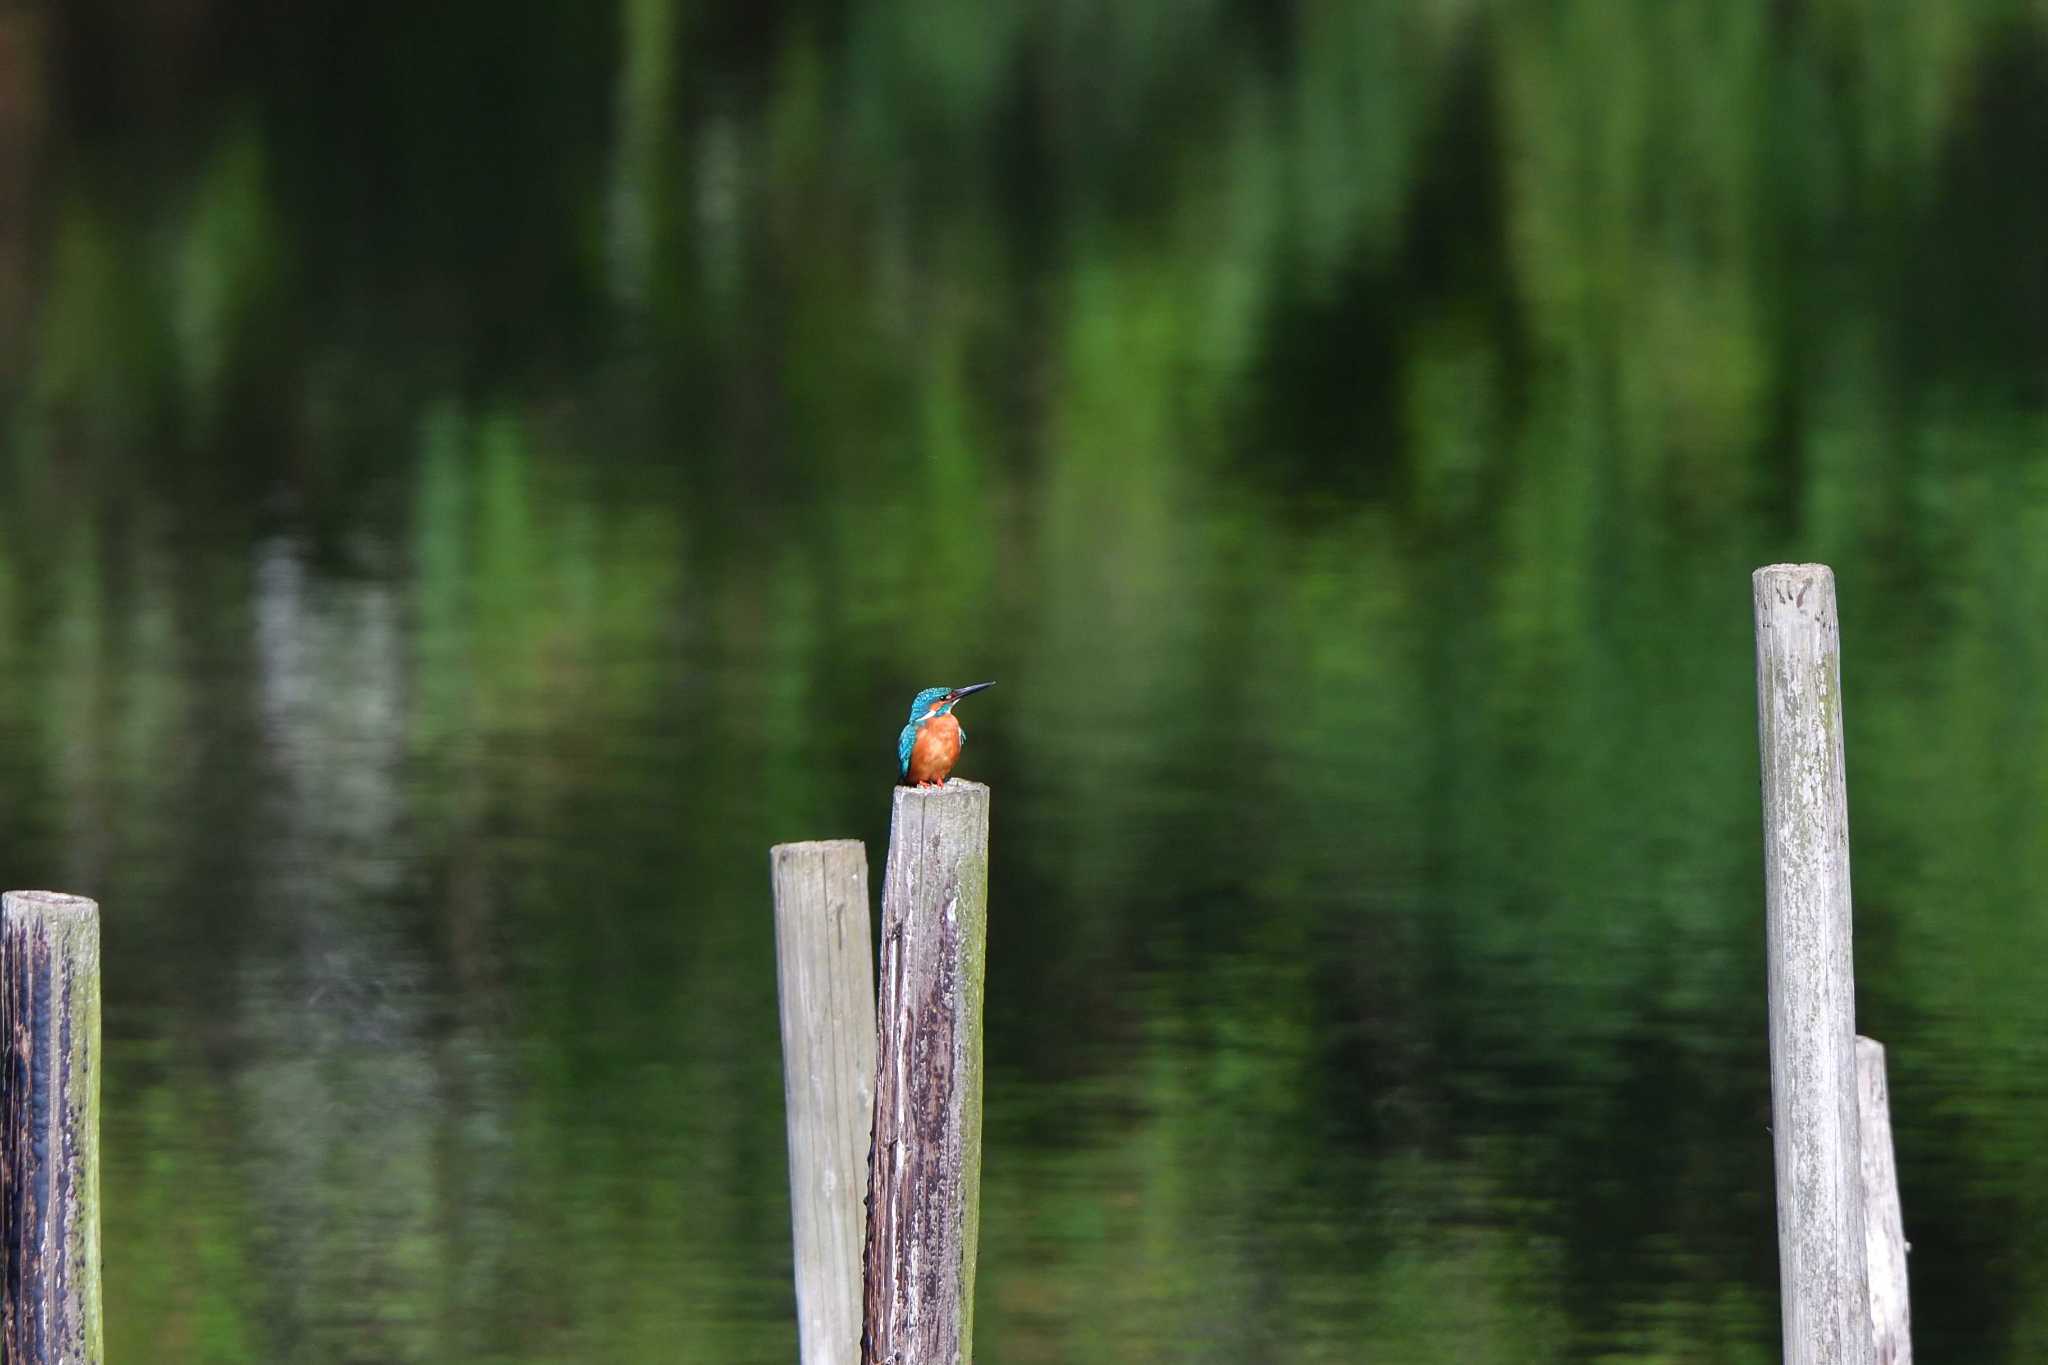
<box><xmin>2</xmin><ymin>2</ymin><xmax>2046</xmax><ymax>1361</ymax></box>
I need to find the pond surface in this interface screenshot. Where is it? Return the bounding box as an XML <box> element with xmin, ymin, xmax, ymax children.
<box><xmin>2</xmin><ymin>3</ymin><xmax>2046</xmax><ymax>1361</ymax></box>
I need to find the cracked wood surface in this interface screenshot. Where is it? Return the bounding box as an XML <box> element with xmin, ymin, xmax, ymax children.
<box><xmin>862</xmin><ymin>782</ymin><xmax>988</xmax><ymax>1365</ymax></box>
<box><xmin>1754</xmin><ymin>566</ymin><xmax>1873</xmax><ymax>1365</ymax></box>
<box><xmin>773</xmin><ymin>841</ymin><xmax>878</xmax><ymax>1365</ymax></box>
<box><xmin>2</xmin><ymin>890</ymin><xmax>103</xmax><ymax>1365</ymax></box>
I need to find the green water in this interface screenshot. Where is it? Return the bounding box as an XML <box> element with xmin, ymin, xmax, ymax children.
<box><xmin>2</xmin><ymin>2</ymin><xmax>2046</xmax><ymax>1360</ymax></box>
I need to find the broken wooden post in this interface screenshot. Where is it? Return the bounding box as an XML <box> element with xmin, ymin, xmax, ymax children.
<box><xmin>2</xmin><ymin>890</ymin><xmax>104</xmax><ymax>1365</ymax></box>
<box><xmin>1857</xmin><ymin>1036</ymin><xmax>1911</xmax><ymax>1364</ymax></box>
<box><xmin>1753</xmin><ymin>564</ymin><xmax>1873</xmax><ymax>1365</ymax></box>
<box><xmin>771</xmin><ymin>841</ymin><xmax>878</xmax><ymax>1365</ymax></box>
<box><xmin>862</xmin><ymin>781</ymin><xmax>990</xmax><ymax>1365</ymax></box>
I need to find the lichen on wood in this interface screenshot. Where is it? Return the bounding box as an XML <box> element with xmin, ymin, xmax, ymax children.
<box><xmin>772</xmin><ymin>840</ymin><xmax>877</xmax><ymax>1365</ymax></box>
<box><xmin>862</xmin><ymin>782</ymin><xmax>989</xmax><ymax>1365</ymax></box>
<box><xmin>2</xmin><ymin>890</ymin><xmax>104</xmax><ymax>1365</ymax></box>
<box><xmin>1753</xmin><ymin>566</ymin><xmax>1873</xmax><ymax>1365</ymax></box>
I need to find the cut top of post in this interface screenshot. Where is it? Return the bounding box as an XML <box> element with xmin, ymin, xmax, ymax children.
<box><xmin>1753</xmin><ymin>564</ymin><xmax>1838</xmax><ymax>618</ymax></box>
<box><xmin>772</xmin><ymin>839</ymin><xmax>866</xmax><ymax>857</ymax></box>
<box><xmin>895</xmin><ymin>779</ymin><xmax>990</xmax><ymax>798</ymax></box>
<box><xmin>2</xmin><ymin>891</ymin><xmax>98</xmax><ymax>919</ymax></box>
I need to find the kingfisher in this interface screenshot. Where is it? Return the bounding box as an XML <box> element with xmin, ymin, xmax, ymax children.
<box><xmin>897</xmin><ymin>682</ymin><xmax>995</xmax><ymax>788</ymax></box>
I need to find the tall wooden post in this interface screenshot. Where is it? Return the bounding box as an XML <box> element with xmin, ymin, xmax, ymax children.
<box><xmin>771</xmin><ymin>841</ymin><xmax>878</xmax><ymax>1365</ymax></box>
<box><xmin>862</xmin><ymin>781</ymin><xmax>990</xmax><ymax>1365</ymax></box>
<box><xmin>1753</xmin><ymin>565</ymin><xmax>1873</xmax><ymax>1365</ymax></box>
<box><xmin>2</xmin><ymin>890</ymin><xmax>103</xmax><ymax>1365</ymax></box>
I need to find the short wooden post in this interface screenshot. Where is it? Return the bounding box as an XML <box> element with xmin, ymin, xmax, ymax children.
<box><xmin>771</xmin><ymin>842</ymin><xmax>878</xmax><ymax>1365</ymax></box>
<box><xmin>862</xmin><ymin>781</ymin><xmax>990</xmax><ymax>1365</ymax></box>
<box><xmin>1856</xmin><ymin>1037</ymin><xmax>1911</xmax><ymax>1364</ymax></box>
<box><xmin>1753</xmin><ymin>564</ymin><xmax>1873</xmax><ymax>1365</ymax></box>
<box><xmin>1</xmin><ymin>890</ymin><xmax>104</xmax><ymax>1365</ymax></box>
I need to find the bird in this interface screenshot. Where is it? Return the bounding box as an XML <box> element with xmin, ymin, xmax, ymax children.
<box><xmin>897</xmin><ymin>682</ymin><xmax>994</xmax><ymax>788</ymax></box>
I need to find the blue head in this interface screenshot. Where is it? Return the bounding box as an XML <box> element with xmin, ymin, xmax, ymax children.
<box><xmin>904</xmin><ymin>682</ymin><xmax>994</xmax><ymax>726</ymax></box>
<box><xmin>898</xmin><ymin>681</ymin><xmax>994</xmax><ymax>777</ymax></box>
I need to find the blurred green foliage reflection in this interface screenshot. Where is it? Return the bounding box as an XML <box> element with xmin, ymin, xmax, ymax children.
<box><xmin>2</xmin><ymin>1</ymin><xmax>2046</xmax><ymax>1360</ymax></box>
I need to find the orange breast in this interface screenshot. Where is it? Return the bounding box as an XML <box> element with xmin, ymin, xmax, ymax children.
<box><xmin>907</xmin><ymin>713</ymin><xmax>963</xmax><ymax>784</ymax></box>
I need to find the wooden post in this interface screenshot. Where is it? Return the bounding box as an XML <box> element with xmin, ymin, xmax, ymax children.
<box><xmin>771</xmin><ymin>842</ymin><xmax>878</xmax><ymax>1365</ymax></box>
<box><xmin>1753</xmin><ymin>564</ymin><xmax>1873</xmax><ymax>1365</ymax></box>
<box><xmin>863</xmin><ymin>781</ymin><xmax>990</xmax><ymax>1365</ymax></box>
<box><xmin>1856</xmin><ymin>1037</ymin><xmax>1911</xmax><ymax>1364</ymax></box>
<box><xmin>1</xmin><ymin>890</ymin><xmax>103</xmax><ymax>1365</ymax></box>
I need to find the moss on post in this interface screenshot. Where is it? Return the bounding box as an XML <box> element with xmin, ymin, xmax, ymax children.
<box><xmin>2</xmin><ymin>890</ymin><xmax>104</xmax><ymax>1365</ymax></box>
<box><xmin>862</xmin><ymin>781</ymin><xmax>990</xmax><ymax>1365</ymax></box>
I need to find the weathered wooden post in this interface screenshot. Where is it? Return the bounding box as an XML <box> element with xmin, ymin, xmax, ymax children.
<box><xmin>771</xmin><ymin>842</ymin><xmax>879</xmax><ymax>1365</ymax></box>
<box><xmin>862</xmin><ymin>781</ymin><xmax>990</xmax><ymax>1365</ymax></box>
<box><xmin>1753</xmin><ymin>564</ymin><xmax>1873</xmax><ymax>1365</ymax></box>
<box><xmin>1856</xmin><ymin>1036</ymin><xmax>1911</xmax><ymax>1364</ymax></box>
<box><xmin>1</xmin><ymin>890</ymin><xmax>104</xmax><ymax>1365</ymax></box>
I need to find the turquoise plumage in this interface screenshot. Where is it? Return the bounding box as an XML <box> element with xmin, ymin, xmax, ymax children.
<box><xmin>896</xmin><ymin>682</ymin><xmax>994</xmax><ymax>784</ymax></box>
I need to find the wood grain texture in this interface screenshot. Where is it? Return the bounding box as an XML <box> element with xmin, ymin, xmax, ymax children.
<box><xmin>772</xmin><ymin>841</ymin><xmax>878</xmax><ymax>1365</ymax></box>
<box><xmin>862</xmin><ymin>781</ymin><xmax>990</xmax><ymax>1365</ymax></box>
<box><xmin>1753</xmin><ymin>565</ymin><xmax>1873</xmax><ymax>1365</ymax></box>
<box><xmin>1856</xmin><ymin>1037</ymin><xmax>1911</xmax><ymax>1365</ymax></box>
<box><xmin>1</xmin><ymin>890</ymin><xmax>102</xmax><ymax>1365</ymax></box>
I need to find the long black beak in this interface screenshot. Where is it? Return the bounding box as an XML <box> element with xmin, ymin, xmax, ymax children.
<box><xmin>949</xmin><ymin>681</ymin><xmax>995</xmax><ymax>701</ymax></box>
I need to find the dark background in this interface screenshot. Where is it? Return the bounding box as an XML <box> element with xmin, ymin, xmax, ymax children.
<box><xmin>2</xmin><ymin>2</ymin><xmax>2045</xmax><ymax>1360</ymax></box>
